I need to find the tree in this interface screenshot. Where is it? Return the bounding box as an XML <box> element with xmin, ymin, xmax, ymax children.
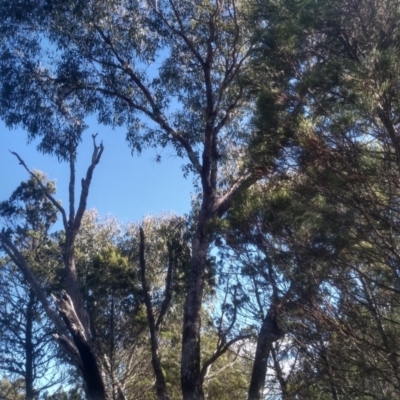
<box><xmin>72</xmin><ymin>210</ymin><xmax>253</xmax><ymax>399</ymax></box>
<box><xmin>9</xmin><ymin>0</ymin><xmax>400</xmax><ymax>398</ymax></box>
<box><xmin>74</xmin><ymin>211</ymin><xmax>191</xmax><ymax>399</ymax></box>
<box><xmin>0</xmin><ymin>174</ymin><xmax>69</xmax><ymax>400</ymax></box>
<box><xmin>0</xmin><ymin>266</ymin><xmax>67</xmax><ymax>400</ymax></box>
<box><xmin>0</xmin><ymin>377</ymin><xmax>25</xmax><ymax>400</ymax></box>
<box><xmin>0</xmin><ymin>137</ymin><xmax>105</xmax><ymax>399</ymax></box>
<box><xmin>218</xmin><ymin>170</ymin><xmax>348</xmax><ymax>399</ymax></box>
<box><xmin>295</xmin><ymin>0</ymin><xmax>400</xmax><ymax>396</ymax></box>
<box><xmin>0</xmin><ymin>1</ymin><xmax>283</xmax><ymax>398</ymax></box>
<box><xmin>43</xmin><ymin>387</ymin><xmax>84</xmax><ymax>400</ymax></box>
<box><xmin>74</xmin><ymin>212</ymin><xmax>144</xmax><ymax>400</ymax></box>
<box><xmin>246</xmin><ymin>0</ymin><xmax>400</xmax><ymax>397</ymax></box>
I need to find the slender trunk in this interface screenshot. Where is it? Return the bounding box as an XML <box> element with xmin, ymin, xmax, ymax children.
<box><xmin>248</xmin><ymin>311</ymin><xmax>284</xmax><ymax>400</ymax></box>
<box><xmin>25</xmin><ymin>289</ymin><xmax>35</xmax><ymax>400</ymax></box>
<box><xmin>151</xmin><ymin>342</ymin><xmax>169</xmax><ymax>400</ymax></box>
<box><xmin>271</xmin><ymin>346</ymin><xmax>288</xmax><ymax>399</ymax></box>
<box><xmin>110</xmin><ymin>297</ymin><xmax>117</xmax><ymax>400</ymax></box>
<box><xmin>139</xmin><ymin>228</ymin><xmax>170</xmax><ymax>400</ymax></box>
<box><xmin>181</xmin><ymin>213</ymin><xmax>210</xmax><ymax>400</ymax></box>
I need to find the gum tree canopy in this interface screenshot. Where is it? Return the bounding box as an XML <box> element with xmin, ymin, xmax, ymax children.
<box><xmin>5</xmin><ymin>0</ymin><xmax>400</xmax><ymax>399</ymax></box>
<box><xmin>1</xmin><ymin>1</ymin><xmax>282</xmax><ymax>399</ymax></box>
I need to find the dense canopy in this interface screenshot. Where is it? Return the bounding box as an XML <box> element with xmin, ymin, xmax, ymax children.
<box><xmin>2</xmin><ymin>0</ymin><xmax>400</xmax><ymax>399</ymax></box>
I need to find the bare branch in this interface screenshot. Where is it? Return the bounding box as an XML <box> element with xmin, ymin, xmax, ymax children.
<box><xmin>156</xmin><ymin>242</ymin><xmax>174</xmax><ymax>331</ymax></box>
<box><xmin>71</xmin><ymin>135</ymin><xmax>104</xmax><ymax>238</ymax></box>
<box><xmin>200</xmin><ymin>334</ymin><xmax>251</xmax><ymax>383</ymax></box>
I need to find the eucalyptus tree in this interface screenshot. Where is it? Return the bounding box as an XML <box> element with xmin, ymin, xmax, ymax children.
<box><xmin>0</xmin><ymin>0</ymin><xmax>293</xmax><ymax>398</ymax></box>
<box><xmin>73</xmin><ymin>212</ymin><xmax>144</xmax><ymax>400</ymax></box>
<box><xmin>73</xmin><ymin>210</ymin><xmax>252</xmax><ymax>400</ymax></box>
<box><xmin>0</xmin><ymin>134</ymin><xmax>105</xmax><ymax>399</ymax></box>
<box><xmin>74</xmin><ymin>211</ymin><xmax>191</xmax><ymax>400</ymax></box>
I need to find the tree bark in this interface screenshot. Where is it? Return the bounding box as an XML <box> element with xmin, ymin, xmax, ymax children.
<box><xmin>25</xmin><ymin>289</ymin><xmax>35</xmax><ymax>400</ymax></box>
<box><xmin>52</xmin><ymin>291</ymin><xmax>106</xmax><ymax>399</ymax></box>
<box><xmin>139</xmin><ymin>227</ymin><xmax>170</xmax><ymax>400</ymax></box>
<box><xmin>181</xmin><ymin>211</ymin><xmax>210</xmax><ymax>400</ymax></box>
<box><xmin>248</xmin><ymin>311</ymin><xmax>284</xmax><ymax>400</ymax></box>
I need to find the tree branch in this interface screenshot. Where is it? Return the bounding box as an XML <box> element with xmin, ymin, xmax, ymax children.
<box><xmin>139</xmin><ymin>227</ymin><xmax>170</xmax><ymax>400</ymax></box>
<box><xmin>92</xmin><ymin>86</ymin><xmax>202</xmax><ymax>174</ymax></box>
<box><xmin>0</xmin><ymin>232</ymin><xmax>80</xmax><ymax>364</ymax></box>
<box><xmin>200</xmin><ymin>334</ymin><xmax>251</xmax><ymax>383</ymax></box>
<box><xmin>9</xmin><ymin>151</ymin><xmax>68</xmax><ymax>230</ymax></box>
<box><xmin>148</xmin><ymin>0</ymin><xmax>205</xmax><ymax>66</ymax></box>
<box><xmin>214</xmin><ymin>170</ymin><xmax>265</xmax><ymax>217</ymax></box>
<box><xmin>156</xmin><ymin>242</ymin><xmax>174</xmax><ymax>331</ymax></box>
<box><xmin>71</xmin><ymin>134</ymin><xmax>104</xmax><ymax>238</ymax></box>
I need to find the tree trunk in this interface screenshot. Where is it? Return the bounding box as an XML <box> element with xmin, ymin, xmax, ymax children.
<box><xmin>64</xmin><ymin>255</ymin><xmax>106</xmax><ymax>399</ymax></box>
<box><xmin>76</xmin><ymin>341</ymin><xmax>107</xmax><ymax>400</ymax></box>
<box><xmin>271</xmin><ymin>346</ymin><xmax>289</xmax><ymax>399</ymax></box>
<box><xmin>248</xmin><ymin>311</ymin><xmax>284</xmax><ymax>400</ymax></box>
<box><xmin>181</xmin><ymin>214</ymin><xmax>210</xmax><ymax>400</ymax></box>
<box><xmin>139</xmin><ymin>227</ymin><xmax>170</xmax><ymax>400</ymax></box>
<box><xmin>25</xmin><ymin>289</ymin><xmax>35</xmax><ymax>400</ymax></box>
<box><xmin>53</xmin><ymin>290</ymin><xmax>106</xmax><ymax>399</ymax></box>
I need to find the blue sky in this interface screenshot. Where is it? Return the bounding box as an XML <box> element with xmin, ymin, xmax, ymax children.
<box><xmin>0</xmin><ymin>120</ymin><xmax>194</xmax><ymax>224</ymax></box>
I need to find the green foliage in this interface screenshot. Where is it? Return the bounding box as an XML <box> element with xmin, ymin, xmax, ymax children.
<box><xmin>0</xmin><ymin>174</ymin><xmax>70</xmax><ymax>398</ymax></box>
<box><xmin>0</xmin><ymin>172</ymin><xmax>58</xmax><ymax>237</ymax></box>
<box><xmin>0</xmin><ymin>173</ymin><xmax>61</xmax><ymax>282</ymax></box>
<box><xmin>42</xmin><ymin>387</ymin><xmax>84</xmax><ymax>400</ymax></box>
<box><xmin>5</xmin><ymin>0</ymin><xmax>400</xmax><ymax>398</ymax></box>
<box><xmin>0</xmin><ymin>377</ymin><xmax>25</xmax><ymax>400</ymax></box>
